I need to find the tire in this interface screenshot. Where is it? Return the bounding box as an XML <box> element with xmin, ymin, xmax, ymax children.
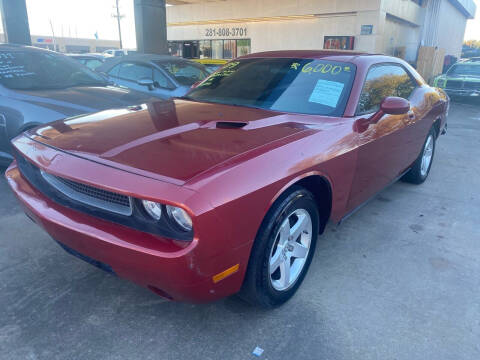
<box><xmin>239</xmin><ymin>186</ymin><xmax>319</xmax><ymax>308</ymax></box>
<box><xmin>402</xmin><ymin>127</ymin><xmax>436</xmax><ymax>184</ymax></box>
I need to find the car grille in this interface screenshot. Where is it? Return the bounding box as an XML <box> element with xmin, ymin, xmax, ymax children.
<box><xmin>464</xmin><ymin>82</ymin><xmax>480</xmax><ymax>90</ymax></box>
<box><xmin>446</xmin><ymin>80</ymin><xmax>463</xmax><ymax>89</ymax></box>
<box><xmin>40</xmin><ymin>170</ymin><xmax>133</xmax><ymax>216</ymax></box>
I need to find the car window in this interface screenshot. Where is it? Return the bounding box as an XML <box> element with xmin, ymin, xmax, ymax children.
<box><xmin>447</xmin><ymin>64</ymin><xmax>480</xmax><ymax>77</ymax></box>
<box><xmin>107</xmin><ymin>63</ymin><xmax>121</xmax><ymax>77</ymax></box>
<box><xmin>153</xmin><ymin>68</ymin><xmax>170</xmax><ymax>88</ymax></box>
<box><xmin>0</xmin><ymin>50</ymin><xmax>107</xmax><ymax>90</ymax></box>
<box><xmin>117</xmin><ymin>62</ymin><xmax>153</xmax><ymax>81</ymax></box>
<box><xmin>84</xmin><ymin>59</ymin><xmax>103</xmax><ymax>70</ymax></box>
<box><xmin>155</xmin><ymin>61</ymin><xmax>208</xmax><ymax>86</ymax></box>
<box><xmin>114</xmin><ymin>50</ymin><xmax>125</xmax><ymax>57</ymax></box>
<box><xmin>187</xmin><ymin>58</ymin><xmax>356</xmax><ymax>116</ymax></box>
<box><xmin>357</xmin><ymin>64</ymin><xmax>417</xmax><ymax>115</ymax></box>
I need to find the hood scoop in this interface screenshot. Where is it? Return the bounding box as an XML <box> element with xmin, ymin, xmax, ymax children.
<box><xmin>215</xmin><ymin>121</ymin><xmax>248</xmax><ymax>129</ymax></box>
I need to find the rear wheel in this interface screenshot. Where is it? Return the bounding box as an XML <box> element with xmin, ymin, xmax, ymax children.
<box><xmin>239</xmin><ymin>186</ymin><xmax>319</xmax><ymax>308</ymax></box>
<box><xmin>402</xmin><ymin>127</ymin><xmax>436</xmax><ymax>184</ymax></box>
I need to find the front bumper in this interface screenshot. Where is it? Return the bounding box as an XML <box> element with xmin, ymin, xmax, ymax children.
<box><xmin>5</xmin><ymin>162</ymin><xmax>250</xmax><ymax>303</ymax></box>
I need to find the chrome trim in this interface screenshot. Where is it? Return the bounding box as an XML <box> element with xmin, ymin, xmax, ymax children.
<box><xmin>40</xmin><ymin>170</ymin><xmax>133</xmax><ymax>216</ymax></box>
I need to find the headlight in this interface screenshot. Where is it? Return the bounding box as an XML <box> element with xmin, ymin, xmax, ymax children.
<box><xmin>437</xmin><ymin>79</ymin><xmax>446</xmax><ymax>88</ymax></box>
<box><xmin>142</xmin><ymin>200</ymin><xmax>162</xmax><ymax>220</ymax></box>
<box><xmin>166</xmin><ymin>205</ymin><xmax>192</xmax><ymax>231</ymax></box>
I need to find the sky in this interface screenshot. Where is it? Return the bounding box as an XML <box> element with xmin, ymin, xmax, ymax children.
<box><xmin>464</xmin><ymin>0</ymin><xmax>480</xmax><ymax>40</ymax></box>
<box><xmin>26</xmin><ymin>0</ymin><xmax>138</xmax><ymax>48</ymax></box>
<box><xmin>0</xmin><ymin>0</ymin><xmax>479</xmax><ymax>47</ymax></box>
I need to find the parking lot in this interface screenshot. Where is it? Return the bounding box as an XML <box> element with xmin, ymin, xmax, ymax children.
<box><xmin>0</xmin><ymin>100</ymin><xmax>479</xmax><ymax>360</ymax></box>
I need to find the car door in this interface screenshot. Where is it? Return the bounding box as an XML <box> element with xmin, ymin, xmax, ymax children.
<box><xmin>347</xmin><ymin>63</ymin><xmax>418</xmax><ymax>212</ymax></box>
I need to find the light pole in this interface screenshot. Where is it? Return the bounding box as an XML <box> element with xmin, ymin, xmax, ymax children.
<box><xmin>112</xmin><ymin>0</ymin><xmax>124</xmax><ymax>49</ymax></box>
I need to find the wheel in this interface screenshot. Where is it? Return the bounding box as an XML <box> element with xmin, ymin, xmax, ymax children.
<box><xmin>402</xmin><ymin>127</ymin><xmax>436</xmax><ymax>184</ymax></box>
<box><xmin>239</xmin><ymin>186</ymin><xmax>319</xmax><ymax>308</ymax></box>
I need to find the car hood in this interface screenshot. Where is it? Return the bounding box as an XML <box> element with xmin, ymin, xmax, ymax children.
<box><xmin>441</xmin><ymin>75</ymin><xmax>480</xmax><ymax>82</ymax></box>
<box><xmin>27</xmin><ymin>99</ymin><xmax>313</xmax><ymax>185</ymax></box>
<box><xmin>10</xmin><ymin>86</ymin><xmax>155</xmax><ymax>117</ymax></box>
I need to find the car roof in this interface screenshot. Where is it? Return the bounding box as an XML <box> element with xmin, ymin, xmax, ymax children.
<box><xmin>96</xmin><ymin>53</ymin><xmax>202</xmax><ymax>73</ymax></box>
<box><xmin>455</xmin><ymin>60</ymin><xmax>480</xmax><ymax>65</ymax></box>
<box><xmin>237</xmin><ymin>50</ymin><xmax>404</xmax><ymax>66</ymax></box>
<box><xmin>0</xmin><ymin>43</ymin><xmax>52</xmax><ymax>53</ymax></box>
<box><xmin>67</xmin><ymin>53</ymin><xmax>105</xmax><ymax>59</ymax></box>
<box><xmin>105</xmin><ymin>53</ymin><xmax>192</xmax><ymax>63</ymax></box>
<box><xmin>239</xmin><ymin>50</ymin><xmax>373</xmax><ymax>60</ymax></box>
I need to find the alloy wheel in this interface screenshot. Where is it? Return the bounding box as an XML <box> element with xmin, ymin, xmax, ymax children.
<box><xmin>269</xmin><ymin>209</ymin><xmax>312</xmax><ymax>291</ymax></box>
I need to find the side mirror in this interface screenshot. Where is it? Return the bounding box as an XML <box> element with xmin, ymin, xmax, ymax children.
<box><xmin>137</xmin><ymin>78</ymin><xmax>155</xmax><ymax>90</ymax></box>
<box><xmin>380</xmin><ymin>96</ymin><xmax>410</xmax><ymax>115</ymax></box>
<box><xmin>353</xmin><ymin>97</ymin><xmax>410</xmax><ymax>133</ymax></box>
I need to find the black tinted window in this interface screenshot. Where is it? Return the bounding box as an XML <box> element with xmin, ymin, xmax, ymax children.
<box><xmin>357</xmin><ymin>64</ymin><xmax>417</xmax><ymax>114</ymax></box>
<box><xmin>117</xmin><ymin>62</ymin><xmax>152</xmax><ymax>81</ymax></box>
<box><xmin>0</xmin><ymin>50</ymin><xmax>106</xmax><ymax>90</ymax></box>
<box><xmin>155</xmin><ymin>61</ymin><xmax>208</xmax><ymax>86</ymax></box>
<box><xmin>447</xmin><ymin>64</ymin><xmax>480</xmax><ymax>76</ymax></box>
<box><xmin>187</xmin><ymin>58</ymin><xmax>356</xmax><ymax>116</ymax></box>
<box><xmin>84</xmin><ymin>59</ymin><xmax>103</xmax><ymax>70</ymax></box>
<box><xmin>153</xmin><ymin>69</ymin><xmax>169</xmax><ymax>88</ymax></box>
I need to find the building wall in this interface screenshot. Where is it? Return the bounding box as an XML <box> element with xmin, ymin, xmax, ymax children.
<box><xmin>0</xmin><ymin>34</ymin><xmax>120</xmax><ymax>53</ymax></box>
<box><xmin>166</xmin><ymin>0</ymin><xmax>474</xmax><ymax>61</ymax></box>
<box><xmin>383</xmin><ymin>15</ymin><xmax>421</xmax><ymax>62</ymax></box>
<box><xmin>436</xmin><ymin>0</ymin><xmax>468</xmax><ymax>58</ymax></box>
<box><xmin>167</xmin><ymin>0</ymin><xmax>385</xmax><ymax>54</ymax></box>
<box><xmin>167</xmin><ymin>0</ymin><xmax>382</xmax><ymax>23</ymax></box>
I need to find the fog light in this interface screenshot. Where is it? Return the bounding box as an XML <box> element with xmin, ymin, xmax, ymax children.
<box><xmin>166</xmin><ymin>205</ymin><xmax>192</xmax><ymax>231</ymax></box>
<box><xmin>142</xmin><ymin>200</ymin><xmax>162</xmax><ymax>220</ymax></box>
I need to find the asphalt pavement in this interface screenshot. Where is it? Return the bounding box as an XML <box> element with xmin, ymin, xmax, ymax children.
<box><xmin>1</xmin><ymin>100</ymin><xmax>479</xmax><ymax>360</ymax></box>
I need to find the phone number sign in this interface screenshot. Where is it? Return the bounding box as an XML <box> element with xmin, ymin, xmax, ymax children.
<box><xmin>204</xmin><ymin>27</ymin><xmax>248</xmax><ymax>38</ymax></box>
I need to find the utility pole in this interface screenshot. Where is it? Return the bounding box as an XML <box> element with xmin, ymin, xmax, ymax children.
<box><xmin>49</xmin><ymin>19</ymin><xmax>57</xmax><ymax>51</ymax></box>
<box><xmin>112</xmin><ymin>0</ymin><xmax>124</xmax><ymax>49</ymax></box>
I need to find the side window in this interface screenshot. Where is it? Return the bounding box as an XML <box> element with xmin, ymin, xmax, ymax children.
<box><xmin>357</xmin><ymin>64</ymin><xmax>417</xmax><ymax>115</ymax></box>
<box><xmin>153</xmin><ymin>68</ymin><xmax>170</xmax><ymax>88</ymax></box>
<box><xmin>84</xmin><ymin>59</ymin><xmax>103</xmax><ymax>70</ymax></box>
<box><xmin>107</xmin><ymin>63</ymin><xmax>122</xmax><ymax>77</ymax></box>
<box><xmin>117</xmin><ymin>62</ymin><xmax>153</xmax><ymax>81</ymax></box>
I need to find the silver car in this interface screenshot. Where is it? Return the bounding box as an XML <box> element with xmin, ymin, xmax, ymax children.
<box><xmin>97</xmin><ymin>54</ymin><xmax>209</xmax><ymax>99</ymax></box>
<box><xmin>0</xmin><ymin>45</ymin><xmax>157</xmax><ymax>166</ymax></box>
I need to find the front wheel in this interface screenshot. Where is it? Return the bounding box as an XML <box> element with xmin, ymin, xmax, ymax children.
<box><xmin>402</xmin><ymin>127</ymin><xmax>436</xmax><ymax>184</ymax></box>
<box><xmin>239</xmin><ymin>186</ymin><xmax>319</xmax><ymax>308</ymax></box>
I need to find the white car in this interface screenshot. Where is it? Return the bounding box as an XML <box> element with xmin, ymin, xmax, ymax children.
<box><xmin>102</xmin><ymin>49</ymin><xmax>137</xmax><ymax>57</ymax></box>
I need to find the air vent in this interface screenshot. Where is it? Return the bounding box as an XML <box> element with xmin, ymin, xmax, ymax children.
<box><xmin>215</xmin><ymin>121</ymin><xmax>248</xmax><ymax>129</ymax></box>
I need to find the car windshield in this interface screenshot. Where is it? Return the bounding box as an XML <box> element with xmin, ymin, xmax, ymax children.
<box><xmin>155</xmin><ymin>61</ymin><xmax>209</xmax><ymax>86</ymax></box>
<box><xmin>0</xmin><ymin>50</ymin><xmax>107</xmax><ymax>90</ymax></box>
<box><xmin>186</xmin><ymin>58</ymin><xmax>356</xmax><ymax>116</ymax></box>
<box><xmin>447</xmin><ymin>64</ymin><xmax>480</xmax><ymax>77</ymax></box>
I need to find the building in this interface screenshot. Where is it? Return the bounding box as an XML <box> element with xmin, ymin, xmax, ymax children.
<box><xmin>0</xmin><ymin>33</ymin><xmax>120</xmax><ymax>53</ymax></box>
<box><xmin>166</xmin><ymin>0</ymin><xmax>476</xmax><ymax>64</ymax></box>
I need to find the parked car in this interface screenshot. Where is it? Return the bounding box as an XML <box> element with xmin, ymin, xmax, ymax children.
<box><xmin>102</xmin><ymin>49</ymin><xmax>137</xmax><ymax>57</ymax></box>
<box><xmin>433</xmin><ymin>59</ymin><xmax>480</xmax><ymax>97</ymax></box>
<box><xmin>6</xmin><ymin>51</ymin><xmax>448</xmax><ymax>307</ymax></box>
<box><xmin>192</xmin><ymin>58</ymin><xmax>228</xmax><ymax>73</ymax></box>
<box><xmin>0</xmin><ymin>44</ymin><xmax>157</xmax><ymax>166</ymax></box>
<box><xmin>96</xmin><ymin>54</ymin><xmax>209</xmax><ymax>99</ymax></box>
<box><xmin>67</xmin><ymin>53</ymin><xmax>106</xmax><ymax>70</ymax></box>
